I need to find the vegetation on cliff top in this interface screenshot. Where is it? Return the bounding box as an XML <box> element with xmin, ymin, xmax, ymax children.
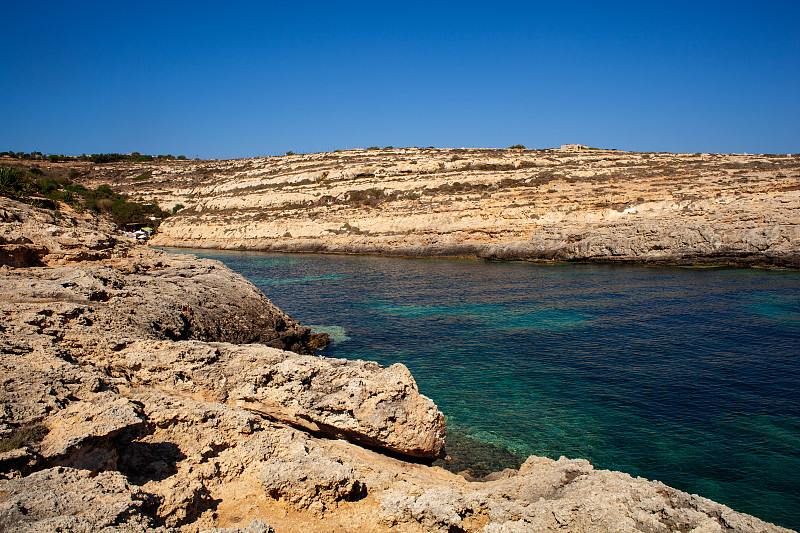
<box><xmin>0</xmin><ymin>165</ymin><xmax>171</xmax><ymax>229</ymax></box>
<box><xmin>0</xmin><ymin>150</ymin><xmax>189</xmax><ymax>163</ymax></box>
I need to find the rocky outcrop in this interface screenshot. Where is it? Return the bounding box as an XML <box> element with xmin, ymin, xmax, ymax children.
<box><xmin>377</xmin><ymin>455</ymin><xmax>787</xmax><ymax>532</ymax></box>
<box><xmin>0</xmin><ymin>198</ymin><xmax>794</xmax><ymax>532</ymax></box>
<box><xmin>58</xmin><ymin>148</ymin><xmax>800</xmax><ymax>268</ymax></box>
<box><xmin>0</xmin><ymin>197</ymin><xmax>323</xmax><ymax>354</ymax></box>
<box><xmin>38</xmin><ymin>396</ymin><xmax>146</xmax><ymax>470</ymax></box>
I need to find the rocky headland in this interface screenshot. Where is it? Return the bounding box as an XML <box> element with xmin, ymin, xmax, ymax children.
<box><xmin>37</xmin><ymin>147</ymin><xmax>800</xmax><ymax>268</ymax></box>
<box><xmin>0</xmin><ymin>196</ymin><xmax>794</xmax><ymax>532</ymax></box>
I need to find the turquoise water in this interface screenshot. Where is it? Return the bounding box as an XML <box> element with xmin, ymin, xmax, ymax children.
<box><xmin>164</xmin><ymin>248</ymin><xmax>800</xmax><ymax>529</ymax></box>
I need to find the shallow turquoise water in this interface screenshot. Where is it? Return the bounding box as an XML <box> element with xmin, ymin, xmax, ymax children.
<box><xmin>164</xmin><ymin>248</ymin><xmax>800</xmax><ymax>529</ymax></box>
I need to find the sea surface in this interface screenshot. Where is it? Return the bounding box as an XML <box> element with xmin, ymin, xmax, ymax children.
<box><xmin>164</xmin><ymin>248</ymin><xmax>800</xmax><ymax>529</ymax></box>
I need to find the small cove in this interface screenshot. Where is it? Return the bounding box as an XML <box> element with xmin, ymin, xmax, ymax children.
<box><xmin>162</xmin><ymin>248</ymin><xmax>800</xmax><ymax>529</ymax></box>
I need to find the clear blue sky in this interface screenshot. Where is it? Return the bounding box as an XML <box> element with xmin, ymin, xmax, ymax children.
<box><xmin>2</xmin><ymin>1</ymin><xmax>798</xmax><ymax>158</ymax></box>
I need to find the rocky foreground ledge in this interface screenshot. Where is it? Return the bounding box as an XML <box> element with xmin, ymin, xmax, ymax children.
<box><xmin>0</xmin><ymin>198</ymin><xmax>793</xmax><ymax>532</ymax></box>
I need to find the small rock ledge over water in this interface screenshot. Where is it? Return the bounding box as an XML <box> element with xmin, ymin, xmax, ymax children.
<box><xmin>0</xmin><ymin>198</ymin><xmax>793</xmax><ymax>532</ymax></box>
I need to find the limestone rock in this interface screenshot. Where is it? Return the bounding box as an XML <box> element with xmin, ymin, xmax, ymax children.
<box><xmin>39</xmin><ymin>397</ymin><xmax>145</xmax><ymax>470</ymax></box>
<box><xmin>374</xmin><ymin>455</ymin><xmax>793</xmax><ymax>533</ymax></box>
<box><xmin>219</xmin><ymin>344</ymin><xmax>445</xmax><ymax>459</ymax></box>
<box><xmin>58</xmin><ymin>148</ymin><xmax>795</xmax><ymax>269</ymax></box>
<box><xmin>0</xmin><ymin>466</ymin><xmax>172</xmax><ymax>532</ymax></box>
<box><xmin>260</xmin><ymin>451</ymin><xmax>366</xmax><ymax>511</ymax></box>
<box><xmin>380</xmin><ymin>487</ymin><xmax>468</xmax><ymax>532</ymax></box>
<box><xmin>0</xmin><ymin>197</ymin><xmax>325</xmax><ymax>354</ymax></box>
<box><xmin>200</xmin><ymin>520</ymin><xmax>274</xmax><ymax>533</ymax></box>
<box><xmin>111</xmin><ymin>340</ymin><xmax>447</xmax><ymax>459</ymax></box>
<box><xmin>0</xmin><ymin>446</ymin><xmax>40</xmax><ymax>479</ymax></box>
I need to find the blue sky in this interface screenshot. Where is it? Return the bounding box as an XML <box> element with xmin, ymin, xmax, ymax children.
<box><xmin>2</xmin><ymin>1</ymin><xmax>798</xmax><ymax>158</ymax></box>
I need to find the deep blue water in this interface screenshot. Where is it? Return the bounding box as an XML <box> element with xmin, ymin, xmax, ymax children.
<box><xmin>164</xmin><ymin>248</ymin><xmax>800</xmax><ymax>529</ymax></box>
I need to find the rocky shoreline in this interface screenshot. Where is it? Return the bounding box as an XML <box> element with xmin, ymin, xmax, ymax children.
<box><xmin>42</xmin><ymin>148</ymin><xmax>799</xmax><ymax>269</ymax></box>
<box><xmin>1</xmin><ymin>197</ymin><xmax>795</xmax><ymax>532</ymax></box>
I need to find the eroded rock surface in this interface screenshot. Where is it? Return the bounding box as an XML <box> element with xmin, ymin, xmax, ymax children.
<box><xmin>0</xmin><ymin>197</ymin><xmax>793</xmax><ymax>532</ymax></box>
<box><xmin>110</xmin><ymin>340</ymin><xmax>445</xmax><ymax>459</ymax></box>
<box><xmin>0</xmin><ymin>466</ymin><xmax>168</xmax><ymax>533</ymax></box>
<box><xmin>50</xmin><ymin>148</ymin><xmax>800</xmax><ymax>268</ymax></box>
<box><xmin>260</xmin><ymin>451</ymin><xmax>366</xmax><ymax>512</ymax></box>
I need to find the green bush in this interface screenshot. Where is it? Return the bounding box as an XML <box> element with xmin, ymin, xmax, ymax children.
<box><xmin>66</xmin><ymin>183</ymin><xmax>89</xmax><ymax>195</ymax></box>
<box><xmin>89</xmin><ymin>153</ymin><xmax>127</xmax><ymax>164</ymax></box>
<box><xmin>0</xmin><ymin>166</ymin><xmax>28</xmax><ymax>198</ymax></box>
<box><xmin>508</xmin><ymin>144</ymin><xmax>526</xmax><ymax>150</ymax></box>
<box><xmin>0</xmin><ymin>173</ymin><xmax>175</xmax><ymax>230</ymax></box>
<box><xmin>36</xmin><ymin>177</ymin><xmax>60</xmax><ymax>194</ymax></box>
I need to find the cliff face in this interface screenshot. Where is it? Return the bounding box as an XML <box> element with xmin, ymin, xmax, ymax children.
<box><xmin>0</xmin><ymin>198</ymin><xmax>794</xmax><ymax>533</ymax></box>
<box><xmin>65</xmin><ymin>148</ymin><xmax>800</xmax><ymax>267</ymax></box>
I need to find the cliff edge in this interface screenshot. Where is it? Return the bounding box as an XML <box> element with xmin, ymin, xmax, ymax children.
<box><xmin>0</xmin><ymin>198</ymin><xmax>793</xmax><ymax>532</ymax></box>
<box><xmin>53</xmin><ymin>148</ymin><xmax>800</xmax><ymax>268</ymax></box>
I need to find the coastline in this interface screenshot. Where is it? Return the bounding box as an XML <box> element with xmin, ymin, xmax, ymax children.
<box><xmin>7</xmin><ymin>148</ymin><xmax>799</xmax><ymax>271</ymax></box>
<box><xmin>152</xmin><ymin>239</ymin><xmax>800</xmax><ymax>269</ymax></box>
<box><xmin>1</xmin><ymin>194</ymin><xmax>797</xmax><ymax>530</ymax></box>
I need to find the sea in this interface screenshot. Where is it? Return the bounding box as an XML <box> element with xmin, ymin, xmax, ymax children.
<box><xmin>163</xmin><ymin>248</ymin><xmax>800</xmax><ymax>530</ymax></box>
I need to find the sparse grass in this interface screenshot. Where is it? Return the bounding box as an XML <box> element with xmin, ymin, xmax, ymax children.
<box><xmin>0</xmin><ymin>424</ymin><xmax>48</xmax><ymax>452</ymax></box>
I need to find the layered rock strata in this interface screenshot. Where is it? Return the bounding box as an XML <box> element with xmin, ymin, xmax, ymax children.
<box><xmin>0</xmin><ymin>198</ymin><xmax>794</xmax><ymax>532</ymax></box>
<box><xmin>42</xmin><ymin>148</ymin><xmax>800</xmax><ymax>267</ymax></box>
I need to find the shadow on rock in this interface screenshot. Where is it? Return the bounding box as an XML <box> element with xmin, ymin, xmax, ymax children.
<box><xmin>116</xmin><ymin>440</ymin><xmax>186</xmax><ymax>484</ymax></box>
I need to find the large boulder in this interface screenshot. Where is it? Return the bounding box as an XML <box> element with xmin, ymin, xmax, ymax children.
<box><xmin>112</xmin><ymin>340</ymin><xmax>446</xmax><ymax>459</ymax></box>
